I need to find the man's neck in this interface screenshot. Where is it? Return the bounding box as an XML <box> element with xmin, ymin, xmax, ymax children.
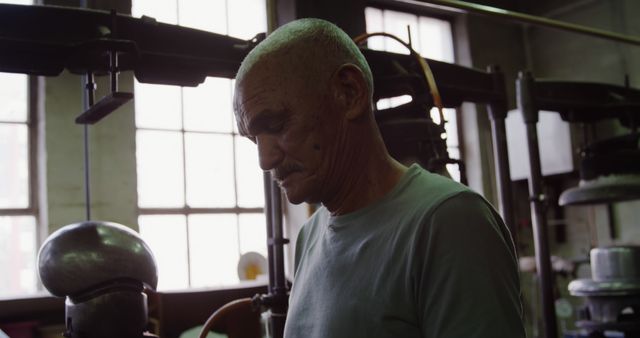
<box><xmin>324</xmin><ymin>153</ymin><xmax>408</xmax><ymax>217</ymax></box>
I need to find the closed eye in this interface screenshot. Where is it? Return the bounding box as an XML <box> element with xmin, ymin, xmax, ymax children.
<box><xmin>265</xmin><ymin>119</ymin><xmax>285</xmax><ymax>133</ymax></box>
<box><xmin>247</xmin><ymin>109</ymin><xmax>289</xmax><ymax>137</ymax></box>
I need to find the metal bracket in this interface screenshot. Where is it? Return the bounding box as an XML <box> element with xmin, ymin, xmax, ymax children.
<box><xmin>75</xmin><ymin>9</ymin><xmax>133</xmax><ymax>125</ymax></box>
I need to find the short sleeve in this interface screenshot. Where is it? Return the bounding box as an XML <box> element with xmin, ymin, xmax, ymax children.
<box><xmin>414</xmin><ymin>192</ymin><xmax>525</xmax><ymax>338</ymax></box>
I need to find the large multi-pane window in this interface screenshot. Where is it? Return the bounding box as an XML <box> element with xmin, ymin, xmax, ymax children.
<box><xmin>132</xmin><ymin>0</ymin><xmax>268</xmax><ymax>290</ymax></box>
<box><xmin>0</xmin><ymin>0</ymin><xmax>38</xmax><ymax>299</ymax></box>
<box><xmin>365</xmin><ymin>7</ymin><xmax>461</xmax><ymax>181</ymax></box>
<box><xmin>0</xmin><ymin>73</ymin><xmax>37</xmax><ymax>299</ymax></box>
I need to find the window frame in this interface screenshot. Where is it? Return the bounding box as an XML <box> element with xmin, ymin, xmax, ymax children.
<box><xmin>0</xmin><ymin>75</ymin><xmax>39</xmax><ymax>218</ymax></box>
<box><xmin>132</xmin><ymin>0</ymin><xmax>269</xmax><ymax>290</ymax></box>
<box><xmin>364</xmin><ymin>3</ymin><xmax>466</xmax><ymax>176</ymax></box>
<box><xmin>134</xmin><ymin>88</ymin><xmax>267</xmax><ymax>289</ymax></box>
<box><xmin>0</xmin><ymin>74</ymin><xmax>43</xmax><ymax>297</ymax></box>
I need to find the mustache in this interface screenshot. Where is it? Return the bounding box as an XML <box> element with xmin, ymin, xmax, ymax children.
<box><xmin>273</xmin><ymin>163</ymin><xmax>303</xmax><ymax>181</ymax></box>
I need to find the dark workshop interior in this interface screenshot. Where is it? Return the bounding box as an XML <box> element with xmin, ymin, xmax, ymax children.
<box><xmin>0</xmin><ymin>0</ymin><xmax>639</xmax><ymax>337</ymax></box>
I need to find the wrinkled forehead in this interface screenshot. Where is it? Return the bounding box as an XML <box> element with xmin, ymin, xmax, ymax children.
<box><xmin>234</xmin><ymin>53</ymin><xmax>331</xmax><ymax>111</ymax></box>
<box><xmin>235</xmin><ymin>59</ymin><xmax>290</xmax><ymax>110</ymax></box>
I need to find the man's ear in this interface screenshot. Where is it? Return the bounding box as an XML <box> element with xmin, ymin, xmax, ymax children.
<box><xmin>331</xmin><ymin>64</ymin><xmax>369</xmax><ymax>120</ymax></box>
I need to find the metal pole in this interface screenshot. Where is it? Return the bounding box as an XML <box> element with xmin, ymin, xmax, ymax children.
<box><xmin>486</xmin><ymin>65</ymin><xmax>517</xmax><ymax>244</ymax></box>
<box><xmin>260</xmin><ymin>171</ymin><xmax>288</xmax><ymax>338</ymax></box>
<box><xmin>517</xmin><ymin>71</ymin><xmax>558</xmax><ymax>338</ymax></box>
<box><xmin>82</xmin><ymin>72</ymin><xmax>95</xmax><ymax>221</ymax></box>
<box><xmin>374</xmin><ymin>0</ymin><xmax>640</xmax><ymax>47</ymax></box>
<box><xmin>269</xmin><ymin>180</ymin><xmax>287</xmax><ymax>338</ymax></box>
<box><xmin>109</xmin><ymin>10</ymin><xmax>119</xmax><ymax>93</ymax></box>
<box><xmin>263</xmin><ymin>4</ymin><xmax>288</xmax><ymax>338</ymax></box>
<box><xmin>270</xmin><ymin>181</ymin><xmax>287</xmax><ymax>293</ymax></box>
<box><xmin>263</xmin><ymin>172</ymin><xmax>275</xmax><ymax>294</ymax></box>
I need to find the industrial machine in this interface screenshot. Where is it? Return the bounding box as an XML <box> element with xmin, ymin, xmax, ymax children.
<box><xmin>1</xmin><ymin>4</ymin><xmax>522</xmax><ymax>337</ymax></box>
<box><xmin>38</xmin><ymin>221</ymin><xmax>159</xmax><ymax>338</ymax></box>
<box><xmin>569</xmin><ymin>246</ymin><xmax>640</xmax><ymax>337</ymax></box>
<box><xmin>516</xmin><ymin>72</ymin><xmax>640</xmax><ymax>337</ymax></box>
<box><xmin>3</xmin><ymin>1</ymin><xmax>640</xmax><ymax>338</ymax></box>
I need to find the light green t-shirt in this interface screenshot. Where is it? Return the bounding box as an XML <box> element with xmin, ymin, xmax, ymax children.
<box><xmin>284</xmin><ymin>164</ymin><xmax>525</xmax><ymax>338</ymax></box>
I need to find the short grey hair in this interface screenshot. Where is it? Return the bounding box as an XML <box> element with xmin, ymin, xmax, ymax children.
<box><xmin>234</xmin><ymin>18</ymin><xmax>374</xmax><ymax>101</ymax></box>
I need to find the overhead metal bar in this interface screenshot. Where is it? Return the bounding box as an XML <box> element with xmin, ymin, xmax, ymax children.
<box><xmin>377</xmin><ymin>0</ymin><xmax>640</xmax><ymax>47</ymax></box>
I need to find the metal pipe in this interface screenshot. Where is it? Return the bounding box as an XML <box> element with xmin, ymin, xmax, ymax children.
<box><xmin>486</xmin><ymin>66</ymin><xmax>517</xmax><ymax>245</ymax></box>
<box><xmin>270</xmin><ymin>181</ymin><xmax>287</xmax><ymax>293</ymax></box>
<box><xmin>517</xmin><ymin>71</ymin><xmax>558</xmax><ymax>338</ymax></box>
<box><xmin>81</xmin><ymin>0</ymin><xmax>92</xmax><ymax>222</ymax></box>
<box><xmin>263</xmin><ymin>171</ymin><xmax>275</xmax><ymax>294</ymax></box>
<box><xmin>109</xmin><ymin>10</ymin><xmax>119</xmax><ymax>93</ymax></box>
<box><xmin>489</xmin><ymin>115</ymin><xmax>516</xmax><ymax>239</ymax></box>
<box><xmin>82</xmin><ymin>72</ymin><xmax>95</xmax><ymax>221</ymax></box>
<box><xmin>384</xmin><ymin>0</ymin><xmax>640</xmax><ymax>46</ymax></box>
<box><xmin>266</xmin><ymin>0</ymin><xmax>279</xmax><ymax>34</ymax></box>
<box><xmin>263</xmin><ymin>5</ymin><xmax>288</xmax><ymax>338</ymax></box>
<box><xmin>270</xmin><ymin>180</ymin><xmax>287</xmax><ymax>338</ymax></box>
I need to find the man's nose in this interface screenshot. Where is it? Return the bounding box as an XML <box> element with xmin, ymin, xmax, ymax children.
<box><xmin>256</xmin><ymin>135</ymin><xmax>284</xmax><ymax>170</ymax></box>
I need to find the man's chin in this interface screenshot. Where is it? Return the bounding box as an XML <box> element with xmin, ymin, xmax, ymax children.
<box><xmin>282</xmin><ymin>185</ymin><xmax>322</xmax><ymax>205</ymax></box>
<box><xmin>282</xmin><ymin>189</ymin><xmax>306</xmax><ymax>205</ymax></box>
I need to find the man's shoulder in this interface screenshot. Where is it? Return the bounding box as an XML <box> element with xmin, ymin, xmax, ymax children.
<box><xmin>396</xmin><ymin>165</ymin><xmax>473</xmax><ymax>214</ymax></box>
<box><xmin>297</xmin><ymin>206</ymin><xmax>329</xmax><ymax>240</ymax></box>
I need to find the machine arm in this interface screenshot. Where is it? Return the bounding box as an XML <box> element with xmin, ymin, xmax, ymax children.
<box><xmin>0</xmin><ymin>3</ymin><xmax>260</xmax><ymax>86</ymax></box>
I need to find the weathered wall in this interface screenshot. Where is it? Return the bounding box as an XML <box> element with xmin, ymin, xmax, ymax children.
<box><xmin>42</xmin><ymin>0</ymin><xmax>138</xmax><ymax>234</ymax></box>
<box><xmin>454</xmin><ymin>13</ymin><xmax>528</xmax><ymax>205</ymax></box>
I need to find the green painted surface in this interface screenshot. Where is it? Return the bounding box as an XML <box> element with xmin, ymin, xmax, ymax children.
<box><xmin>44</xmin><ymin>72</ymin><xmax>138</xmax><ymax>234</ymax></box>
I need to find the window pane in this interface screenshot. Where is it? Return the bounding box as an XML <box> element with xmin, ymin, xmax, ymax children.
<box><xmin>387</xmin><ymin>95</ymin><xmax>412</xmax><ymax>108</ymax></box>
<box><xmin>238</xmin><ymin>213</ymin><xmax>267</xmax><ymax>257</ymax></box>
<box><xmin>444</xmin><ymin>108</ymin><xmax>458</xmax><ymax>148</ymax></box>
<box><xmin>184</xmin><ymin>133</ymin><xmax>235</xmax><ymax>207</ymax></box>
<box><xmin>188</xmin><ymin>214</ymin><xmax>239</xmax><ymax>287</ymax></box>
<box><xmin>183</xmin><ymin>78</ymin><xmax>233</xmax><ymax>133</ymax></box>
<box><xmin>446</xmin><ymin>162</ymin><xmax>461</xmax><ymax>182</ymax></box>
<box><xmin>178</xmin><ymin>0</ymin><xmax>227</xmax><ymax>33</ymax></box>
<box><xmin>132</xmin><ymin>0</ymin><xmax>177</xmax><ymax>24</ymax></box>
<box><xmin>227</xmin><ymin>0</ymin><xmax>267</xmax><ymax>40</ymax></box>
<box><xmin>382</xmin><ymin>10</ymin><xmax>418</xmax><ymax>54</ymax></box>
<box><xmin>235</xmin><ymin>136</ymin><xmax>264</xmax><ymax>208</ymax></box>
<box><xmin>134</xmin><ymin>83</ymin><xmax>182</xmax><ymax>130</ymax></box>
<box><xmin>139</xmin><ymin>215</ymin><xmax>188</xmax><ymax>290</ymax></box>
<box><xmin>368</xmin><ymin>7</ymin><xmax>460</xmax><ymax>173</ymax></box>
<box><xmin>0</xmin><ymin>73</ymin><xmax>28</xmax><ymax>122</ymax></box>
<box><xmin>0</xmin><ymin>216</ymin><xmax>37</xmax><ymax>298</ymax></box>
<box><xmin>418</xmin><ymin>17</ymin><xmax>454</xmax><ymax>62</ymax></box>
<box><xmin>231</xmin><ymin>79</ymin><xmax>239</xmax><ymax>134</ymax></box>
<box><xmin>447</xmin><ymin>147</ymin><xmax>460</xmax><ymax>160</ymax></box>
<box><xmin>136</xmin><ymin>130</ymin><xmax>185</xmax><ymax>207</ymax></box>
<box><xmin>0</xmin><ymin>0</ymin><xmax>32</xmax><ymax>4</ymax></box>
<box><xmin>431</xmin><ymin>108</ymin><xmax>458</xmax><ymax>146</ymax></box>
<box><xmin>0</xmin><ymin>124</ymin><xmax>29</xmax><ymax>208</ymax></box>
<box><xmin>364</xmin><ymin>7</ymin><xmax>386</xmax><ymax>51</ymax></box>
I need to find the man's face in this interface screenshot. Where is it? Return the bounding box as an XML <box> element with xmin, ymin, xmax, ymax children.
<box><xmin>234</xmin><ymin>64</ymin><xmax>341</xmax><ymax>205</ymax></box>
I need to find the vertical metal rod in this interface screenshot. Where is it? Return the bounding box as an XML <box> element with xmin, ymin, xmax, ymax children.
<box><xmin>517</xmin><ymin>71</ymin><xmax>558</xmax><ymax>338</ymax></box>
<box><xmin>270</xmin><ymin>180</ymin><xmax>287</xmax><ymax>338</ymax></box>
<box><xmin>486</xmin><ymin>66</ymin><xmax>517</xmax><ymax>244</ymax></box>
<box><xmin>270</xmin><ymin>181</ymin><xmax>287</xmax><ymax>292</ymax></box>
<box><xmin>490</xmin><ymin>117</ymin><xmax>517</xmax><ymax>240</ymax></box>
<box><xmin>525</xmin><ymin>122</ymin><xmax>557</xmax><ymax>338</ymax></box>
<box><xmin>264</xmin><ymin>6</ymin><xmax>287</xmax><ymax>337</ymax></box>
<box><xmin>82</xmin><ymin>72</ymin><xmax>95</xmax><ymax>221</ymax></box>
<box><xmin>263</xmin><ymin>171</ymin><xmax>275</xmax><ymax>294</ymax></box>
<box><xmin>110</xmin><ymin>9</ymin><xmax>118</xmax><ymax>93</ymax></box>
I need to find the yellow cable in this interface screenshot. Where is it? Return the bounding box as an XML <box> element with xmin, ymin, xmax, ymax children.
<box><xmin>353</xmin><ymin>32</ymin><xmax>445</xmax><ymax>125</ymax></box>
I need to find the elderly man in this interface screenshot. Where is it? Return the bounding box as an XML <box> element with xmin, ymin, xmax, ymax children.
<box><xmin>233</xmin><ymin>18</ymin><xmax>525</xmax><ymax>338</ymax></box>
